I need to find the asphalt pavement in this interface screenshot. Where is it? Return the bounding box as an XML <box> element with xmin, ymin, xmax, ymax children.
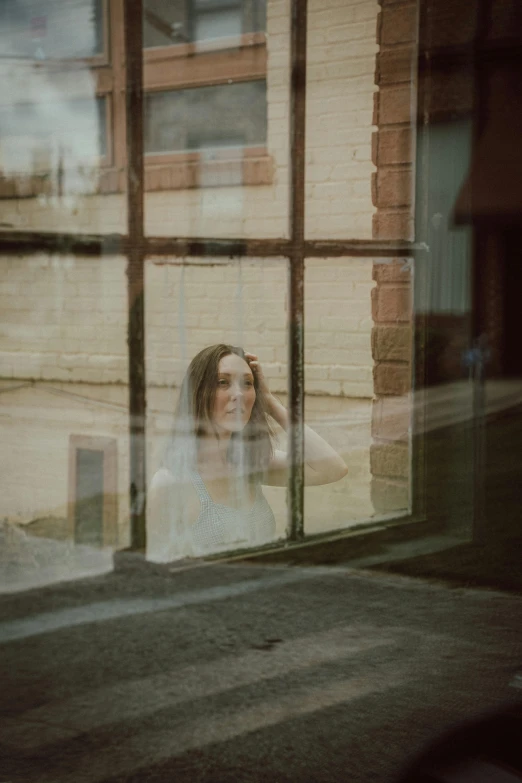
<box><xmin>1</xmin><ymin>555</ymin><xmax>521</xmax><ymax>783</ymax></box>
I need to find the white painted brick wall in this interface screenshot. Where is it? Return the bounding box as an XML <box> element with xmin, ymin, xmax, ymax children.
<box><xmin>0</xmin><ymin>253</ymin><xmax>374</xmax><ymax>397</ymax></box>
<box><xmin>0</xmin><ymin>255</ymin><xmax>128</xmax><ymax>384</ymax></box>
<box><xmin>145</xmin><ymin>256</ymin><xmax>374</xmax><ymax>397</ymax></box>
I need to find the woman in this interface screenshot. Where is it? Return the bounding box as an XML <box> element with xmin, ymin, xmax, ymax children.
<box><xmin>148</xmin><ymin>344</ymin><xmax>348</xmax><ymax>561</ymax></box>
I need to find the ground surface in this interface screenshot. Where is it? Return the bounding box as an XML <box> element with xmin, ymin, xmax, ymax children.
<box><xmin>1</xmin><ymin>556</ymin><xmax>521</xmax><ymax>783</ymax></box>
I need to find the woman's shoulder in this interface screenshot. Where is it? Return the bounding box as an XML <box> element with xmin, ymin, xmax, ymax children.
<box><xmin>150</xmin><ymin>467</ymin><xmax>176</xmax><ymax>490</ymax></box>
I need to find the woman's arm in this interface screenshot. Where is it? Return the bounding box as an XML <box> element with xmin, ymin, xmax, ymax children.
<box><xmin>245</xmin><ymin>353</ymin><xmax>348</xmax><ymax>487</ymax></box>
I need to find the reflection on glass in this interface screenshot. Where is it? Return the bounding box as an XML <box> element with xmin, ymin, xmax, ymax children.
<box><xmin>146</xmin><ymin>261</ymin><xmax>287</xmax><ymax>561</ymax></box>
<box><xmin>0</xmin><ymin>254</ymin><xmax>129</xmax><ymax>591</ymax></box>
<box><xmin>0</xmin><ymin>0</ymin><xmax>104</xmax><ymax>60</ymax></box>
<box><xmin>0</xmin><ymin>96</ymin><xmax>107</xmax><ymax>198</ymax></box>
<box><xmin>143</xmin><ymin>0</ymin><xmax>266</xmax><ymax>48</ymax></box>
<box><xmin>0</xmin><ymin>97</ymin><xmax>106</xmax><ymax>172</ymax></box>
<box><xmin>145</xmin><ymin>260</ymin><xmax>348</xmax><ymax>562</ymax></box>
<box><xmin>144</xmin><ymin>81</ymin><xmax>266</xmax><ymax>155</ymax></box>
<box><xmin>303</xmin><ymin>258</ymin><xmax>379</xmax><ymax>536</ymax></box>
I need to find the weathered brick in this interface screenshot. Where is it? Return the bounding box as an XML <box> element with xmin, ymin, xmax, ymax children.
<box><xmin>372</xmin><ymin>91</ymin><xmax>380</xmax><ymax>126</ymax></box>
<box><xmin>377</xmin><ymin>128</ymin><xmax>413</xmax><ymax>166</ymax></box>
<box><xmin>376</xmin><ymin>47</ymin><xmax>415</xmax><ymax>86</ymax></box>
<box><xmin>372</xmin><ymin>325</ymin><xmax>412</xmax><ymax>362</ymax></box>
<box><xmin>373</xmin><ymin>361</ymin><xmax>411</xmax><ymax>395</ymax></box>
<box><xmin>372</xmin><ymin>260</ymin><xmax>411</xmax><ymax>284</ymax></box>
<box><xmin>380</xmin><ymin>3</ymin><xmax>417</xmax><ymax>46</ymax></box>
<box><xmin>370</xmin><ymin>441</ymin><xmax>409</xmax><ymax>478</ymax></box>
<box><xmin>375</xmin><ymin>167</ymin><xmax>412</xmax><ymax>208</ymax></box>
<box><xmin>371</xmin><ymin>284</ymin><xmax>411</xmax><ymax>323</ymax></box>
<box><xmin>372</xmin><ymin>209</ymin><xmax>414</xmax><ymax>240</ymax></box>
<box><xmin>377</xmin><ymin>84</ymin><xmax>413</xmax><ymax>126</ymax></box>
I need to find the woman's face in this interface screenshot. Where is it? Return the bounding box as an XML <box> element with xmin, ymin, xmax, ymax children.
<box><xmin>212</xmin><ymin>353</ymin><xmax>256</xmax><ymax>434</ymax></box>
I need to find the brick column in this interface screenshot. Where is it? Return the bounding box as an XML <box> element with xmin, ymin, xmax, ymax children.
<box><xmin>370</xmin><ymin>0</ymin><xmax>416</xmax><ymax>514</ymax></box>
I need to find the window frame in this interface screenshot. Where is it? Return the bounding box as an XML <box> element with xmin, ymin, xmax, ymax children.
<box><xmin>0</xmin><ymin>0</ymin><xmax>423</xmax><ymax>554</ymax></box>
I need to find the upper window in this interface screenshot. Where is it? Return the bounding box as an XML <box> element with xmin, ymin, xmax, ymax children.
<box><xmin>143</xmin><ymin>0</ymin><xmax>266</xmax><ymax>48</ymax></box>
<box><xmin>0</xmin><ymin>0</ymin><xmax>105</xmax><ymax>61</ymax></box>
<box><xmin>144</xmin><ymin>80</ymin><xmax>267</xmax><ymax>155</ymax></box>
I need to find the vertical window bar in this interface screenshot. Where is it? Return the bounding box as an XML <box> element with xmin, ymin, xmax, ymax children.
<box><xmin>287</xmin><ymin>0</ymin><xmax>307</xmax><ymax>542</ymax></box>
<box><xmin>124</xmin><ymin>0</ymin><xmax>147</xmax><ymax>550</ymax></box>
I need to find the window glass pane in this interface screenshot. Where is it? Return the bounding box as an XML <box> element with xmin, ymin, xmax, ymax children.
<box><xmin>0</xmin><ymin>0</ymin><xmax>104</xmax><ymax>60</ymax></box>
<box><xmin>0</xmin><ymin>253</ymin><xmax>129</xmax><ymax>591</ymax></box>
<box><xmin>303</xmin><ymin>257</ymin><xmax>404</xmax><ymax>536</ymax></box>
<box><xmin>305</xmin><ymin>0</ymin><xmax>377</xmax><ymax>239</ymax></box>
<box><xmin>143</xmin><ymin>0</ymin><xmax>289</xmax><ymax>240</ymax></box>
<box><xmin>143</xmin><ymin>0</ymin><xmax>266</xmax><ymax>48</ymax></box>
<box><xmin>144</xmin><ymin>81</ymin><xmax>267</xmax><ymax>155</ymax></box>
<box><xmin>145</xmin><ymin>258</ymin><xmax>287</xmax><ymax>561</ymax></box>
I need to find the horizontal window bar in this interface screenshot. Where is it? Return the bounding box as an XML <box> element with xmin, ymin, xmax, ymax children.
<box><xmin>0</xmin><ymin>230</ymin><xmax>426</xmax><ymax>258</ymax></box>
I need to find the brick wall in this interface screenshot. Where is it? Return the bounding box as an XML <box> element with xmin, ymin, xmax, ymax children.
<box><xmin>306</xmin><ymin>0</ymin><xmax>378</xmax><ymax>238</ymax></box>
<box><xmin>145</xmin><ymin>256</ymin><xmax>374</xmax><ymax>397</ymax></box>
<box><xmin>370</xmin><ymin>0</ymin><xmax>416</xmax><ymax>514</ymax></box>
<box><xmin>0</xmin><ymin>255</ymin><xmax>128</xmax><ymax>383</ymax></box>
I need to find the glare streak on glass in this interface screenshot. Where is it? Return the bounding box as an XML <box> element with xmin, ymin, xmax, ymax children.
<box><xmin>0</xmin><ymin>98</ymin><xmax>106</xmax><ymax>177</ymax></box>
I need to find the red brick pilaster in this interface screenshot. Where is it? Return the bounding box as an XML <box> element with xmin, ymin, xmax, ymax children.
<box><xmin>371</xmin><ymin>0</ymin><xmax>417</xmax><ymax>515</ymax></box>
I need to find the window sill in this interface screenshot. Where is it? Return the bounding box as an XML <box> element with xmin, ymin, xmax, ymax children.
<box><xmin>0</xmin><ymin>154</ymin><xmax>274</xmax><ymax>199</ymax></box>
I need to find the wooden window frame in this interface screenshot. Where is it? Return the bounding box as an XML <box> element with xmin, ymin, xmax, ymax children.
<box><xmin>67</xmin><ymin>434</ymin><xmax>118</xmax><ymax>548</ymax></box>
<box><xmin>0</xmin><ymin>1</ymin><xmax>272</xmax><ymax>197</ymax></box>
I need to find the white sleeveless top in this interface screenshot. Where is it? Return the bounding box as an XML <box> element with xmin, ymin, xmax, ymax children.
<box><xmin>189</xmin><ymin>470</ymin><xmax>276</xmax><ymax>556</ymax></box>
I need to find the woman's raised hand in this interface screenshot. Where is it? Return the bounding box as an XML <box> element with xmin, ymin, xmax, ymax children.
<box><xmin>245</xmin><ymin>352</ymin><xmax>287</xmax><ymax>426</ymax></box>
<box><xmin>244</xmin><ymin>352</ymin><xmax>271</xmax><ymax>398</ymax></box>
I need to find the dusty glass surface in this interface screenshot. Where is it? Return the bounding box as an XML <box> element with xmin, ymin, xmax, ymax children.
<box><xmin>0</xmin><ymin>253</ymin><xmax>129</xmax><ymax>592</ymax></box>
<box><xmin>302</xmin><ymin>257</ymin><xmax>413</xmax><ymax>538</ymax></box>
<box><xmin>0</xmin><ymin>0</ymin><xmax>126</xmax><ymax>234</ymax></box>
<box><xmin>145</xmin><ymin>257</ymin><xmax>288</xmax><ymax>561</ymax></box>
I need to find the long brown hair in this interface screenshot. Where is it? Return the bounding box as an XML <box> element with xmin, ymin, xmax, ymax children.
<box><xmin>169</xmin><ymin>344</ymin><xmax>274</xmax><ymax>479</ymax></box>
